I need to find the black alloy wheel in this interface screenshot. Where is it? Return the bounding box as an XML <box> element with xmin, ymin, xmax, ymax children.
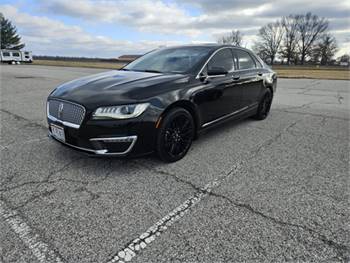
<box><xmin>156</xmin><ymin>108</ymin><xmax>195</xmax><ymax>162</ymax></box>
<box><xmin>254</xmin><ymin>89</ymin><xmax>273</xmax><ymax>120</ymax></box>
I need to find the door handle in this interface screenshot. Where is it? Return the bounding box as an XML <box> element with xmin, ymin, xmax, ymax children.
<box><xmin>232</xmin><ymin>75</ymin><xmax>240</xmax><ymax>81</ymax></box>
<box><xmin>257</xmin><ymin>72</ymin><xmax>263</xmax><ymax>76</ymax></box>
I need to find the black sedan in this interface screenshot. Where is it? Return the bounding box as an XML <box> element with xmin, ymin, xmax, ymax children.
<box><xmin>47</xmin><ymin>44</ymin><xmax>277</xmax><ymax>162</ymax></box>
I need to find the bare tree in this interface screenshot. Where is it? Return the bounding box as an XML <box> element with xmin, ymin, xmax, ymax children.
<box><xmin>280</xmin><ymin>15</ymin><xmax>300</xmax><ymax>65</ymax></box>
<box><xmin>297</xmin><ymin>12</ymin><xmax>328</xmax><ymax>64</ymax></box>
<box><xmin>217</xmin><ymin>30</ymin><xmax>243</xmax><ymax>46</ymax></box>
<box><xmin>312</xmin><ymin>33</ymin><xmax>337</xmax><ymax>65</ymax></box>
<box><xmin>338</xmin><ymin>54</ymin><xmax>350</xmax><ymax>63</ymax></box>
<box><xmin>253</xmin><ymin>21</ymin><xmax>284</xmax><ymax>64</ymax></box>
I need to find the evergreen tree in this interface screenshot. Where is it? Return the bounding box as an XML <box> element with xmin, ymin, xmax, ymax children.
<box><xmin>0</xmin><ymin>13</ymin><xmax>25</xmax><ymax>50</ymax></box>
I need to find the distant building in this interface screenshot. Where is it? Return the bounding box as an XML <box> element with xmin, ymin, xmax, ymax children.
<box><xmin>117</xmin><ymin>55</ymin><xmax>141</xmax><ymax>63</ymax></box>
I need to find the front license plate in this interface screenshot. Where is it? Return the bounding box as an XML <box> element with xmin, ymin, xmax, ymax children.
<box><xmin>51</xmin><ymin>125</ymin><xmax>65</xmax><ymax>142</ymax></box>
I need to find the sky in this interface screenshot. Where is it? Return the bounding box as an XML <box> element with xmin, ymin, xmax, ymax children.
<box><xmin>0</xmin><ymin>0</ymin><xmax>349</xmax><ymax>58</ymax></box>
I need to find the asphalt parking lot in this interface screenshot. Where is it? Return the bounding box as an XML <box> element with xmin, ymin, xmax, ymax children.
<box><xmin>0</xmin><ymin>64</ymin><xmax>349</xmax><ymax>263</ymax></box>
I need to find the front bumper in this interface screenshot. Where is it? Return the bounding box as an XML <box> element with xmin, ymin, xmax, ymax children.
<box><xmin>49</xmin><ymin>132</ymin><xmax>138</xmax><ymax>156</ymax></box>
<box><xmin>47</xmin><ymin>115</ymin><xmax>158</xmax><ymax>157</ymax></box>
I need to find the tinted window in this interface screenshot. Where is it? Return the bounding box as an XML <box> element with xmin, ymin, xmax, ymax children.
<box><xmin>124</xmin><ymin>47</ymin><xmax>211</xmax><ymax>74</ymax></box>
<box><xmin>252</xmin><ymin>55</ymin><xmax>263</xmax><ymax>68</ymax></box>
<box><xmin>236</xmin><ymin>50</ymin><xmax>256</xmax><ymax>70</ymax></box>
<box><xmin>207</xmin><ymin>49</ymin><xmax>234</xmax><ymax>72</ymax></box>
<box><xmin>3</xmin><ymin>52</ymin><xmax>10</xmax><ymax>56</ymax></box>
<box><xmin>12</xmin><ymin>53</ymin><xmax>20</xmax><ymax>57</ymax></box>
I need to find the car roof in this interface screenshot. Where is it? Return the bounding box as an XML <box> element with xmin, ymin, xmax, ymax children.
<box><xmin>160</xmin><ymin>44</ymin><xmax>252</xmax><ymax>53</ymax></box>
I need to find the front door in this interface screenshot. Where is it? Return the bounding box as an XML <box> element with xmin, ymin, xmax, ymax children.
<box><xmin>193</xmin><ymin>48</ymin><xmax>242</xmax><ymax>125</ymax></box>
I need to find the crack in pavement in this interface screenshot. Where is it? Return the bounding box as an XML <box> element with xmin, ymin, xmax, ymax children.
<box><xmin>12</xmin><ymin>189</ymin><xmax>57</xmax><ymax>210</ymax></box>
<box><xmin>1</xmin><ymin>137</ymin><xmax>48</xmax><ymax>150</ymax></box>
<box><xmin>106</xmin><ymin>121</ymin><xmax>314</xmax><ymax>263</ymax></box>
<box><xmin>73</xmin><ymin>186</ymin><xmax>101</xmax><ymax>205</ymax></box>
<box><xmin>208</xmin><ymin>192</ymin><xmax>350</xmax><ymax>261</ymax></box>
<box><xmin>0</xmin><ymin>157</ymin><xmax>84</xmax><ymax>192</ymax></box>
<box><xmin>0</xmin><ymin>158</ymin><xmax>118</xmax><ymax>213</ymax></box>
<box><xmin>134</xmin><ymin>120</ymin><xmax>299</xmax><ymax>198</ymax></box>
<box><xmin>106</xmin><ymin>163</ymin><xmax>243</xmax><ymax>263</ymax></box>
<box><xmin>133</xmin><ymin>162</ymin><xmax>204</xmax><ymax>194</ymax></box>
<box><xmin>0</xmin><ymin>108</ymin><xmax>47</xmax><ymax>131</ymax></box>
<box><xmin>274</xmin><ymin>109</ymin><xmax>350</xmax><ymax>121</ymax></box>
<box><xmin>278</xmin><ymin>101</ymin><xmax>320</xmax><ymax>111</ymax></box>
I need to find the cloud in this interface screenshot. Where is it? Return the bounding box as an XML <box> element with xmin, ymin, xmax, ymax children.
<box><xmin>182</xmin><ymin>0</ymin><xmax>350</xmax><ymax>18</ymax></box>
<box><xmin>39</xmin><ymin>0</ymin><xmax>200</xmax><ymax>36</ymax></box>
<box><xmin>1</xmin><ymin>0</ymin><xmax>349</xmax><ymax>57</ymax></box>
<box><xmin>39</xmin><ymin>0</ymin><xmax>350</xmax><ymax>42</ymax></box>
<box><xmin>0</xmin><ymin>4</ymin><xmax>182</xmax><ymax>57</ymax></box>
<box><xmin>37</xmin><ymin>0</ymin><xmax>283</xmax><ymax>36</ymax></box>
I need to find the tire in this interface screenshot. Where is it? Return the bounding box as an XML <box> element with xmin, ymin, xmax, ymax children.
<box><xmin>156</xmin><ymin>108</ymin><xmax>195</xmax><ymax>162</ymax></box>
<box><xmin>254</xmin><ymin>89</ymin><xmax>273</xmax><ymax>120</ymax></box>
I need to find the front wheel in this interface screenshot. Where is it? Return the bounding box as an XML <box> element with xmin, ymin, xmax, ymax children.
<box><xmin>156</xmin><ymin>108</ymin><xmax>195</xmax><ymax>162</ymax></box>
<box><xmin>254</xmin><ymin>89</ymin><xmax>273</xmax><ymax>120</ymax></box>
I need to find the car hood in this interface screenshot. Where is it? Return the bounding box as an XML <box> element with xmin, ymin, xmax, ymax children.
<box><xmin>49</xmin><ymin>70</ymin><xmax>188</xmax><ymax>107</ymax></box>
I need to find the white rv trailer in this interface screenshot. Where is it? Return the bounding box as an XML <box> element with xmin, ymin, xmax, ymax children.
<box><xmin>0</xmin><ymin>50</ymin><xmax>33</xmax><ymax>64</ymax></box>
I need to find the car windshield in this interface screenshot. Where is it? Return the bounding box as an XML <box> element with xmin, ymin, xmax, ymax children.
<box><xmin>123</xmin><ymin>47</ymin><xmax>212</xmax><ymax>74</ymax></box>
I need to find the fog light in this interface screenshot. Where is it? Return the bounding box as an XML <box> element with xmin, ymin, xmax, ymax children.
<box><xmin>89</xmin><ymin>136</ymin><xmax>137</xmax><ymax>143</ymax></box>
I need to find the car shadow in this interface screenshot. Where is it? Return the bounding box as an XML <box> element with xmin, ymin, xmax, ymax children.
<box><xmin>61</xmin><ymin>116</ymin><xmax>259</xmax><ymax>167</ymax></box>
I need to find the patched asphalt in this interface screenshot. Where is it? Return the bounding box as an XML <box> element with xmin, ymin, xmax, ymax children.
<box><xmin>0</xmin><ymin>64</ymin><xmax>349</xmax><ymax>263</ymax></box>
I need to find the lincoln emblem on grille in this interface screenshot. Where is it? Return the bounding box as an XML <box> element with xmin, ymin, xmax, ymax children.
<box><xmin>58</xmin><ymin>102</ymin><xmax>64</xmax><ymax>119</ymax></box>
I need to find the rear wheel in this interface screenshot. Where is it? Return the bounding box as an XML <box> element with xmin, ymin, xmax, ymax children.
<box><xmin>254</xmin><ymin>89</ymin><xmax>272</xmax><ymax>120</ymax></box>
<box><xmin>156</xmin><ymin>108</ymin><xmax>195</xmax><ymax>162</ymax></box>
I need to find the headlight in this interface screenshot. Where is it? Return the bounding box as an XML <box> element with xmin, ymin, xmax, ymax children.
<box><xmin>92</xmin><ymin>103</ymin><xmax>149</xmax><ymax>119</ymax></box>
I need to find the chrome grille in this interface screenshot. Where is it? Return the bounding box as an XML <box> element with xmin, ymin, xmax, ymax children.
<box><xmin>48</xmin><ymin>99</ymin><xmax>85</xmax><ymax>127</ymax></box>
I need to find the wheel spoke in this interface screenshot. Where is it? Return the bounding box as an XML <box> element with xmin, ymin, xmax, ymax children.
<box><xmin>162</xmin><ymin>113</ymin><xmax>194</xmax><ymax>158</ymax></box>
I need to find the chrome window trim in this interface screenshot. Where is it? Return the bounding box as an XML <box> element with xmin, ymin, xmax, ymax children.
<box><xmin>196</xmin><ymin>47</ymin><xmax>262</xmax><ymax>79</ymax></box>
<box><xmin>47</xmin><ymin>99</ymin><xmax>86</xmax><ymax>129</ymax></box>
<box><xmin>195</xmin><ymin>47</ymin><xmax>236</xmax><ymax>79</ymax></box>
<box><xmin>234</xmin><ymin>49</ymin><xmax>258</xmax><ymax>70</ymax></box>
<box><xmin>201</xmin><ymin>103</ymin><xmax>258</xmax><ymax>128</ymax></box>
<box><xmin>49</xmin><ymin>133</ymin><xmax>138</xmax><ymax>156</ymax></box>
<box><xmin>207</xmin><ymin>74</ymin><xmax>227</xmax><ymax>79</ymax></box>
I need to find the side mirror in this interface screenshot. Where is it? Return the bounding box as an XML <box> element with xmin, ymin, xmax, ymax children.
<box><xmin>207</xmin><ymin>66</ymin><xmax>228</xmax><ymax>76</ymax></box>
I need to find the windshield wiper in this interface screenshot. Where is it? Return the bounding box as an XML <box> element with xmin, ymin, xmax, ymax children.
<box><xmin>142</xmin><ymin>69</ymin><xmax>162</xmax><ymax>73</ymax></box>
<box><xmin>119</xmin><ymin>68</ymin><xmax>130</xmax><ymax>71</ymax></box>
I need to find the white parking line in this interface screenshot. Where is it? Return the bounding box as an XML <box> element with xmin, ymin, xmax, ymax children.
<box><xmin>107</xmin><ymin>162</ymin><xmax>243</xmax><ymax>263</ymax></box>
<box><xmin>0</xmin><ymin>199</ymin><xmax>64</xmax><ymax>263</ymax></box>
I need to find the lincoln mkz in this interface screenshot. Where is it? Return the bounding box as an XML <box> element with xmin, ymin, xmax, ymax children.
<box><xmin>47</xmin><ymin>44</ymin><xmax>277</xmax><ymax>162</ymax></box>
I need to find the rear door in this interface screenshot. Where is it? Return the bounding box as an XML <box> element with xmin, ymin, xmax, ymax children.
<box><xmin>232</xmin><ymin>49</ymin><xmax>264</xmax><ymax>108</ymax></box>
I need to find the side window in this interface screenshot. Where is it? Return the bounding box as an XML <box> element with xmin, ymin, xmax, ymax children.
<box><xmin>236</xmin><ymin>50</ymin><xmax>256</xmax><ymax>70</ymax></box>
<box><xmin>207</xmin><ymin>49</ymin><xmax>235</xmax><ymax>73</ymax></box>
<box><xmin>3</xmin><ymin>52</ymin><xmax>10</xmax><ymax>57</ymax></box>
<box><xmin>12</xmin><ymin>52</ymin><xmax>20</xmax><ymax>57</ymax></box>
<box><xmin>253</xmin><ymin>55</ymin><xmax>263</xmax><ymax>68</ymax></box>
